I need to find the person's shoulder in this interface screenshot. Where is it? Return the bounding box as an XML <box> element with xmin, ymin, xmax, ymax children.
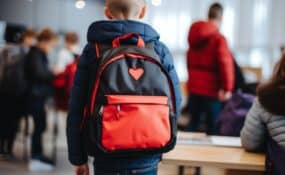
<box><xmin>27</xmin><ymin>46</ymin><xmax>40</xmax><ymax>57</ymax></box>
<box><xmin>253</xmin><ymin>98</ymin><xmax>275</xmax><ymax>122</ymax></box>
<box><xmin>59</xmin><ymin>48</ymin><xmax>69</xmax><ymax>54</ymax></box>
<box><xmin>58</xmin><ymin>48</ymin><xmax>72</xmax><ymax>58</ymax></box>
<box><xmin>211</xmin><ymin>29</ymin><xmax>227</xmax><ymax>43</ymax></box>
<box><xmin>190</xmin><ymin>20</ymin><xmax>207</xmax><ymax>28</ymax></box>
<box><xmin>211</xmin><ymin>32</ymin><xmax>228</xmax><ymax>48</ymax></box>
<box><xmin>251</xmin><ymin>98</ymin><xmax>272</xmax><ymax>114</ymax></box>
<box><xmin>1</xmin><ymin>44</ymin><xmax>20</xmax><ymax>54</ymax></box>
<box><xmin>153</xmin><ymin>41</ymin><xmax>171</xmax><ymax>57</ymax></box>
<box><xmin>77</xmin><ymin>43</ymin><xmax>97</xmax><ymax>65</ymax></box>
<box><xmin>257</xmin><ymin>98</ymin><xmax>285</xmax><ymax>120</ymax></box>
<box><xmin>30</xmin><ymin>46</ymin><xmax>41</xmax><ymax>53</ymax></box>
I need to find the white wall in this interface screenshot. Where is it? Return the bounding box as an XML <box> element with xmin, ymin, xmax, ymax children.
<box><xmin>0</xmin><ymin>0</ymin><xmax>104</xmax><ymax>45</ymax></box>
<box><xmin>145</xmin><ymin>0</ymin><xmax>285</xmax><ymax>79</ymax></box>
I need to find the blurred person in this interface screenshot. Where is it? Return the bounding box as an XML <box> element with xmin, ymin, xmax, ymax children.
<box><xmin>186</xmin><ymin>3</ymin><xmax>234</xmax><ymax>134</ymax></box>
<box><xmin>0</xmin><ymin>29</ymin><xmax>37</xmax><ymax>160</ymax></box>
<box><xmin>20</xmin><ymin>29</ymin><xmax>38</xmax><ymax>53</ymax></box>
<box><xmin>53</xmin><ymin>32</ymin><xmax>80</xmax><ymax>149</ymax></box>
<box><xmin>53</xmin><ymin>32</ymin><xmax>80</xmax><ymax>110</ymax></box>
<box><xmin>67</xmin><ymin>0</ymin><xmax>181</xmax><ymax>175</ymax></box>
<box><xmin>25</xmin><ymin>28</ymin><xmax>57</xmax><ymax>171</ymax></box>
<box><xmin>54</xmin><ymin>32</ymin><xmax>80</xmax><ymax>73</ymax></box>
<box><xmin>241</xmin><ymin>54</ymin><xmax>285</xmax><ymax>174</ymax></box>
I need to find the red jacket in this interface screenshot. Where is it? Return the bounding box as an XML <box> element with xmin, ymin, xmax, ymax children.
<box><xmin>187</xmin><ymin>21</ymin><xmax>234</xmax><ymax>98</ymax></box>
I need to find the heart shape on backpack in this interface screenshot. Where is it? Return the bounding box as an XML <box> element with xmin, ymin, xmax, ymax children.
<box><xmin>129</xmin><ymin>67</ymin><xmax>144</xmax><ymax>80</ymax></box>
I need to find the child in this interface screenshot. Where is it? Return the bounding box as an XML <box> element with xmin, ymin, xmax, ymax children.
<box><xmin>241</xmin><ymin>54</ymin><xmax>285</xmax><ymax>174</ymax></box>
<box><xmin>55</xmin><ymin>32</ymin><xmax>80</xmax><ymax>73</ymax></box>
<box><xmin>0</xmin><ymin>29</ymin><xmax>37</xmax><ymax>160</ymax></box>
<box><xmin>25</xmin><ymin>28</ymin><xmax>58</xmax><ymax>171</ymax></box>
<box><xmin>66</xmin><ymin>0</ymin><xmax>181</xmax><ymax>175</ymax></box>
<box><xmin>186</xmin><ymin>3</ymin><xmax>234</xmax><ymax>134</ymax></box>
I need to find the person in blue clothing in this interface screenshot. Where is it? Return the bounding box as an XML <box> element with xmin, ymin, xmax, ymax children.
<box><xmin>66</xmin><ymin>0</ymin><xmax>182</xmax><ymax>175</ymax></box>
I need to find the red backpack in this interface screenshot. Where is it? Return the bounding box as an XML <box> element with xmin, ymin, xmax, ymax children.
<box><xmin>81</xmin><ymin>33</ymin><xmax>177</xmax><ymax>157</ymax></box>
<box><xmin>53</xmin><ymin>56</ymin><xmax>78</xmax><ymax>111</ymax></box>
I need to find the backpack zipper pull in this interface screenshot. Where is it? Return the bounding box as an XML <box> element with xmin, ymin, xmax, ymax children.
<box><xmin>116</xmin><ymin>105</ymin><xmax>121</xmax><ymax>120</ymax></box>
<box><xmin>99</xmin><ymin>106</ymin><xmax>103</xmax><ymax>116</ymax></box>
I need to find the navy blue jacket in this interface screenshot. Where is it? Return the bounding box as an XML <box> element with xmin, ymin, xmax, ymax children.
<box><xmin>67</xmin><ymin>20</ymin><xmax>182</xmax><ymax>168</ymax></box>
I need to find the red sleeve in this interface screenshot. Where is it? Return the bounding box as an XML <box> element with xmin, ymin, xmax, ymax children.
<box><xmin>216</xmin><ymin>36</ymin><xmax>235</xmax><ymax>92</ymax></box>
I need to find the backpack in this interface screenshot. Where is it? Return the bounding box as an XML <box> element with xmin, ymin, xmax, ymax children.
<box><xmin>265</xmin><ymin>137</ymin><xmax>285</xmax><ymax>175</ymax></box>
<box><xmin>218</xmin><ymin>91</ymin><xmax>255</xmax><ymax>136</ymax></box>
<box><xmin>0</xmin><ymin>45</ymin><xmax>27</xmax><ymax>96</ymax></box>
<box><xmin>53</xmin><ymin>55</ymin><xmax>79</xmax><ymax>110</ymax></box>
<box><xmin>81</xmin><ymin>33</ymin><xmax>177</xmax><ymax>157</ymax></box>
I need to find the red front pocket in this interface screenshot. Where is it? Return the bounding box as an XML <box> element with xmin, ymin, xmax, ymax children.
<box><xmin>102</xmin><ymin>95</ymin><xmax>171</xmax><ymax>151</ymax></box>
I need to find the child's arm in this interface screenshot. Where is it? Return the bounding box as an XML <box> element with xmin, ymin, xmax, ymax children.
<box><xmin>67</xmin><ymin>44</ymin><xmax>96</xmax><ymax>166</ymax></box>
<box><xmin>216</xmin><ymin>36</ymin><xmax>235</xmax><ymax>97</ymax></box>
<box><xmin>155</xmin><ymin>42</ymin><xmax>182</xmax><ymax>117</ymax></box>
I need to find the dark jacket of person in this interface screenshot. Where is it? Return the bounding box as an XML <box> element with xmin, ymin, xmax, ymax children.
<box><xmin>25</xmin><ymin>46</ymin><xmax>54</xmax><ymax>98</ymax></box>
<box><xmin>67</xmin><ymin>20</ymin><xmax>182</xmax><ymax>168</ymax></box>
<box><xmin>233</xmin><ymin>59</ymin><xmax>246</xmax><ymax>91</ymax></box>
<box><xmin>187</xmin><ymin>21</ymin><xmax>234</xmax><ymax>98</ymax></box>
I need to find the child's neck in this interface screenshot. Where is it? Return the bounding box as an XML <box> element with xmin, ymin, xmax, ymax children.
<box><xmin>111</xmin><ymin>18</ymin><xmax>139</xmax><ymax>21</ymax></box>
<box><xmin>111</xmin><ymin>15</ymin><xmax>140</xmax><ymax>21</ymax></box>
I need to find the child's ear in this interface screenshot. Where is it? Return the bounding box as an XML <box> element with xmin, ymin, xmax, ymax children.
<box><xmin>104</xmin><ymin>6</ymin><xmax>113</xmax><ymax>19</ymax></box>
<box><xmin>139</xmin><ymin>5</ymin><xmax>146</xmax><ymax>19</ymax></box>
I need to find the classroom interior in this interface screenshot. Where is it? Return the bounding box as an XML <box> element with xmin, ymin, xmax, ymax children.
<box><xmin>0</xmin><ymin>0</ymin><xmax>285</xmax><ymax>175</ymax></box>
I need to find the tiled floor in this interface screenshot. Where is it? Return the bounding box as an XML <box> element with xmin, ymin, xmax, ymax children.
<box><xmin>0</xmin><ymin>150</ymin><xmax>75</xmax><ymax>175</ymax></box>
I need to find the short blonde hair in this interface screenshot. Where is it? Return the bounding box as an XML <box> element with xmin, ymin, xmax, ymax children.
<box><xmin>106</xmin><ymin>0</ymin><xmax>146</xmax><ymax>19</ymax></box>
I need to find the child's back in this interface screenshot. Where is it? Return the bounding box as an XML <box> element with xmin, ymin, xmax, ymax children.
<box><xmin>241</xmin><ymin>54</ymin><xmax>285</xmax><ymax>175</ymax></box>
<box><xmin>67</xmin><ymin>1</ymin><xmax>181</xmax><ymax>175</ymax></box>
<box><xmin>241</xmin><ymin>100</ymin><xmax>285</xmax><ymax>175</ymax></box>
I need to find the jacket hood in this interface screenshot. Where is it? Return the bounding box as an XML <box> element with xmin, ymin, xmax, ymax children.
<box><xmin>258</xmin><ymin>80</ymin><xmax>285</xmax><ymax>116</ymax></box>
<box><xmin>87</xmin><ymin>20</ymin><xmax>160</xmax><ymax>44</ymax></box>
<box><xmin>189</xmin><ymin>21</ymin><xmax>219</xmax><ymax>49</ymax></box>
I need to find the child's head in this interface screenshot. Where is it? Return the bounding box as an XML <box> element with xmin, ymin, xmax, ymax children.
<box><xmin>37</xmin><ymin>28</ymin><xmax>58</xmax><ymax>54</ymax></box>
<box><xmin>64</xmin><ymin>32</ymin><xmax>79</xmax><ymax>52</ymax></box>
<box><xmin>104</xmin><ymin>0</ymin><xmax>146</xmax><ymax>20</ymax></box>
<box><xmin>208</xmin><ymin>2</ymin><xmax>223</xmax><ymax>28</ymax></box>
<box><xmin>20</xmin><ymin>29</ymin><xmax>37</xmax><ymax>48</ymax></box>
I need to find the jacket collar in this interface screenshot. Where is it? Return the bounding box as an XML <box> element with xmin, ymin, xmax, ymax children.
<box><xmin>87</xmin><ymin>20</ymin><xmax>160</xmax><ymax>44</ymax></box>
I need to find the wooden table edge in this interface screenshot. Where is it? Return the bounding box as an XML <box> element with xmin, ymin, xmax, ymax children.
<box><xmin>161</xmin><ymin>158</ymin><xmax>265</xmax><ymax>171</ymax></box>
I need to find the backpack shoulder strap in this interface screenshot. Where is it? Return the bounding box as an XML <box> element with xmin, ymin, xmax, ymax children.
<box><xmin>95</xmin><ymin>43</ymin><xmax>112</xmax><ymax>59</ymax></box>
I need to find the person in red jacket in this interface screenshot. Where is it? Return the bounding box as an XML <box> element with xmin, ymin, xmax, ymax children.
<box><xmin>186</xmin><ymin>3</ymin><xmax>234</xmax><ymax>134</ymax></box>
